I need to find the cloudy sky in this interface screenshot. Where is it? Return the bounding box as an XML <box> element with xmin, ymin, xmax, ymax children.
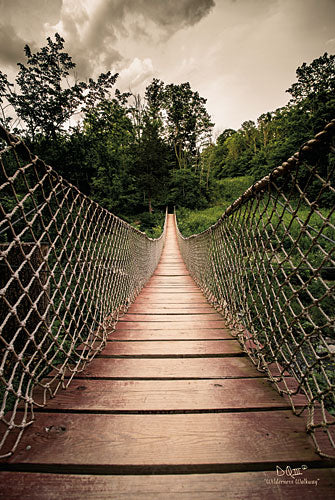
<box><xmin>0</xmin><ymin>0</ymin><xmax>334</xmax><ymax>134</ymax></box>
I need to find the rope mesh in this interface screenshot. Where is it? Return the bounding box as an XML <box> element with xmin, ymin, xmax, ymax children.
<box><xmin>0</xmin><ymin>125</ymin><xmax>166</xmax><ymax>458</ymax></box>
<box><xmin>176</xmin><ymin>120</ymin><xmax>335</xmax><ymax>458</ymax></box>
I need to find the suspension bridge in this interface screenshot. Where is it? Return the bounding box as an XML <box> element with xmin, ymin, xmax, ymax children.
<box><xmin>0</xmin><ymin>122</ymin><xmax>335</xmax><ymax>498</ymax></box>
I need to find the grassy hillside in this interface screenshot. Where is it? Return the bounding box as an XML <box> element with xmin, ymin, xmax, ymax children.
<box><xmin>176</xmin><ymin>175</ymin><xmax>254</xmax><ymax>236</ymax></box>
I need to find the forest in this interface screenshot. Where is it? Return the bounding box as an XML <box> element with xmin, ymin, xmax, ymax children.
<box><xmin>0</xmin><ymin>34</ymin><xmax>334</xmax><ymax>235</ymax></box>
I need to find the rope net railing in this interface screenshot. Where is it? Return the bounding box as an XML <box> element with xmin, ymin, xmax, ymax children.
<box><xmin>176</xmin><ymin>120</ymin><xmax>335</xmax><ymax>459</ymax></box>
<box><xmin>0</xmin><ymin>125</ymin><xmax>166</xmax><ymax>458</ymax></box>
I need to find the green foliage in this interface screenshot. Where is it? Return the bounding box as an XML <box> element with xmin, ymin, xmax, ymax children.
<box><xmin>214</xmin><ymin>176</ymin><xmax>254</xmax><ymax>202</ymax></box>
<box><xmin>176</xmin><ymin>175</ymin><xmax>254</xmax><ymax>235</ymax></box>
<box><xmin>286</xmin><ymin>52</ymin><xmax>335</xmax><ymax>107</ymax></box>
<box><xmin>176</xmin><ymin>204</ymin><xmax>230</xmax><ymax>236</ymax></box>
<box><xmin>145</xmin><ymin>79</ymin><xmax>213</xmax><ymax>170</ymax></box>
<box><xmin>132</xmin><ymin>110</ymin><xmax>171</xmax><ymax>213</ymax></box>
<box><xmin>84</xmin><ymin>99</ymin><xmax>138</xmax><ymax>214</ymax></box>
<box><xmin>127</xmin><ymin>211</ymin><xmax>165</xmax><ymax>238</ymax></box>
<box><xmin>169</xmin><ymin>169</ymin><xmax>212</xmax><ymax>209</ymax></box>
<box><xmin>199</xmin><ymin>53</ymin><xmax>335</xmax><ymax>185</ymax></box>
<box><xmin>0</xmin><ymin>34</ymin><xmax>118</xmax><ymax>141</ymax></box>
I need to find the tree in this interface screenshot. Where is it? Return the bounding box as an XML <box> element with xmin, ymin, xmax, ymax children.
<box><xmin>144</xmin><ymin>79</ymin><xmax>213</xmax><ymax>170</ymax></box>
<box><xmin>163</xmin><ymin>82</ymin><xmax>213</xmax><ymax>169</ymax></box>
<box><xmin>216</xmin><ymin>128</ymin><xmax>235</xmax><ymax>145</ymax></box>
<box><xmin>129</xmin><ymin>86</ymin><xmax>171</xmax><ymax>213</ymax></box>
<box><xmin>0</xmin><ymin>33</ymin><xmax>118</xmax><ymax>142</ymax></box>
<box><xmin>0</xmin><ymin>72</ymin><xmax>14</xmax><ymax>129</ymax></box>
<box><xmin>286</xmin><ymin>53</ymin><xmax>335</xmax><ymax>105</ymax></box>
<box><xmin>133</xmin><ymin>116</ymin><xmax>170</xmax><ymax>213</ymax></box>
<box><xmin>144</xmin><ymin>78</ymin><xmax>165</xmax><ymax>123</ymax></box>
<box><xmin>286</xmin><ymin>52</ymin><xmax>335</xmax><ymax>130</ymax></box>
<box><xmin>84</xmin><ymin>98</ymin><xmax>138</xmax><ymax>215</ymax></box>
<box><xmin>169</xmin><ymin>168</ymin><xmax>210</xmax><ymax>209</ymax></box>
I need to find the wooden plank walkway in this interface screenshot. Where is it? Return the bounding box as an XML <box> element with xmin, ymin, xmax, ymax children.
<box><xmin>1</xmin><ymin>214</ymin><xmax>335</xmax><ymax>499</ymax></box>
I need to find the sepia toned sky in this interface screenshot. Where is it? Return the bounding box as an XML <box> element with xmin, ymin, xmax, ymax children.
<box><xmin>0</xmin><ymin>0</ymin><xmax>334</xmax><ymax>134</ymax></box>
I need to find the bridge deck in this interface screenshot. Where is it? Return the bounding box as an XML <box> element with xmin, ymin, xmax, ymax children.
<box><xmin>1</xmin><ymin>215</ymin><xmax>334</xmax><ymax>498</ymax></box>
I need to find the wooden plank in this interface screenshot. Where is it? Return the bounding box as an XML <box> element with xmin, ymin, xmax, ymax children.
<box><xmin>141</xmin><ymin>280</ymin><xmax>198</xmax><ymax>285</ymax></box>
<box><xmin>31</xmin><ymin>378</ymin><xmax>307</xmax><ymax>411</ymax></box>
<box><xmin>1</xmin><ymin>469</ymin><xmax>334</xmax><ymax>500</ymax></box>
<box><xmin>68</xmin><ymin>357</ymin><xmax>266</xmax><ymax>379</ymax></box>
<box><xmin>144</xmin><ymin>286</ymin><xmax>196</xmax><ymax>290</ymax></box>
<box><xmin>137</xmin><ymin>288</ymin><xmax>202</xmax><ymax>292</ymax></box>
<box><xmin>149</xmin><ymin>274</ymin><xmax>194</xmax><ymax>279</ymax></box>
<box><xmin>147</xmin><ymin>280</ymin><xmax>197</xmax><ymax>288</ymax></box>
<box><xmin>3</xmin><ymin>412</ymin><xmax>324</xmax><ymax>470</ymax></box>
<box><xmin>154</xmin><ymin>273</ymin><xmax>190</xmax><ymax>277</ymax></box>
<box><xmin>141</xmin><ymin>287</ymin><xmax>200</xmax><ymax>292</ymax></box>
<box><xmin>156</xmin><ymin>262</ymin><xmax>185</xmax><ymax>265</ymax></box>
<box><xmin>155</xmin><ymin>262</ymin><xmax>186</xmax><ymax>265</ymax></box>
<box><xmin>134</xmin><ymin>292</ymin><xmax>207</xmax><ymax>298</ymax></box>
<box><xmin>138</xmin><ymin>291</ymin><xmax>206</xmax><ymax>296</ymax></box>
<box><xmin>156</xmin><ymin>261</ymin><xmax>186</xmax><ymax>264</ymax></box>
<box><xmin>108</xmin><ymin>329</ymin><xmax>234</xmax><ymax>340</ymax></box>
<box><xmin>157</xmin><ymin>260</ymin><xmax>185</xmax><ymax>263</ymax></box>
<box><xmin>100</xmin><ymin>340</ymin><xmax>242</xmax><ymax>356</ymax></box>
<box><xmin>119</xmin><ymin>313</ymin><xmax>224</xmax><ymax>322</ymax></box>
<box><xmin>134</xmin><ymin>296</ymin><xmax>209</xmax><ymax>304</ymax></box>
<box><xmin>154</xmin><ymin>262</ymin><xmax>188</xmax><ymax>265</ymax></box>
<box><xmin>150</xmin><ymin>268</ymin><xmax>191</xmax><ymax>272</ymax></box>
<box><xmin>116</xmin><ymin>321</ymin><xmax>227</xmax><ymax>330</ymax></box>
<box><xmin>128</xmin><ymin>305</ymin><xmax>218</xmax><ymax>313</ymax></box>
<box><xmin>148</xmin><ymin>274</ymin><xmax>193</xmax><ymax>278</ymax></box>
<box><xmin>144</xmin><ymin>266</ymin><xmax>191</xmax><ymax>271</ymax></box>
<box><xmin>154</xmin><ymin>269</ymin><xmax>189</xmax><ymax>273</ymax></box>
<box><xmin>148</xmin><ymin>279</ymin><xmax>196</xmax><ymax>286</ymax></box>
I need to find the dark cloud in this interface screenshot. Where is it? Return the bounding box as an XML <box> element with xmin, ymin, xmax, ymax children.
<box><xmin>0</xmin><ymin>0</ymin><xmax>214</xmax><ymax>76</ymax></box>
<box><xmin>60</xmin><ymin>2</ymin><xmax>123</xmax><ymax>79</ymax></box>
<box><xmin>89</xmin><ymin>0</ymin><xmax>215</xmax><ymax>39</ymax></box>
<box><xmin>0</xmin><ymin>0</ymin><xmax>63</xmax><ymax>68</ymax></box>
<box><xmin>0</xmin><ymin>24</ymin><xmax>28</xmax><ymax>65</ymax></box>
<box><xmin>70</xmin><ymin>45</ymin><xmax>123</xmax><ymax>81</ymax></box>
<box><xmin>0</xmin><ymin>0</ymin><xmax>63</xmax><ymax>25</ymax></box>
<box><xmin>61</xmin><ymin>0</ymin><xmax>215</xmax><ymax>77</ymax></box>
<box><xmin>142</xmin><ymin>0</ymin><xmax>216</xmax><ymax>30</ymax></box>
